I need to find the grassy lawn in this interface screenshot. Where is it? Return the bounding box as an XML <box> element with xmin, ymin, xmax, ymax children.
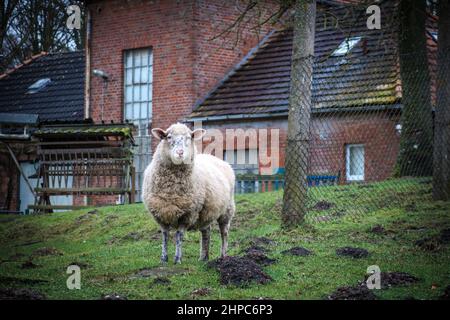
<box><xmin>0</xmin><ymin>177</ymin><xmax>449</xmax><ymax>300</ymax></box>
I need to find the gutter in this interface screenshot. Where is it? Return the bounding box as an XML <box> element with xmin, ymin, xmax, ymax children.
<box><xmin>84</xmin><ymin>7</ymin><xmax>92</xmax><ymax>120</ymax></box>
<box><xmin>185</xmin><ymin>104</ymin><xmax>404</xmax><ymax>123</ymax></box>
<box><xmin>184</xmin><ymin>112</ymin><xmax>288</xmax><ymax>123</ymax></box>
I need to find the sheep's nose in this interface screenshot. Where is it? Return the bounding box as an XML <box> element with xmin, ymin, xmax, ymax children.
<box><xmin>176</xmin><ymin>149</ymin><xmax>184</xmax><ymax>156</ymax></box>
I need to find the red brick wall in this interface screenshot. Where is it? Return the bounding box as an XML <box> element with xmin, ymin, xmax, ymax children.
<box><xmin>199</xmin><ymin>110</ymin><xmax>401</xmax><ymax>183</ymax></box>
<box><xmin>88</xmin><ymin>0</ymin><xmax>275</xmax><ymax>131</ymax></box>
<box><xmin>192</xmin><ymin>0</ymin><xmax>275</xmax><ymax>104</ymax></box>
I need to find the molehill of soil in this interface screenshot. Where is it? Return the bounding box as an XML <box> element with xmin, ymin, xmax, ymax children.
<box><xmin>0</xmin><ymin>288</ymin><xmax>46</xmax><ymax>300</ymax></box>
<box><xmin>313</xmin><ymin>201</ymin><xmax>334</xmax><ymax>211</ymax></box>
<box><xmin>327</xmin><ymin>283</ymin><xmax>377</xmax><ymax>300</ymax></box>
<box><xmin>242</xmin><ymin>244</ymin><xmax>277</xmax><ymax>266</ymax></box>
<box><xmin>336</xmin><ymin>247</ymin><xmax>369</xmax><ymax>258</ymax></box>
<box><xmin>282</xmin><ymin>246</ymin><xmax>313</xmax><ymax>256</ymax></box>
<box><xmin>207</xmin><ymin>256</ymin><xmax>272</xmax><ymax>287</ymax></box>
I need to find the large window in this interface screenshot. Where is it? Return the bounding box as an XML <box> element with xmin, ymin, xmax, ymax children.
<box><xmin>124</xmin><ymin>48</ymin><xmax>153</xmax><ymax>202</ymax></box>
<box><xmin>124</xmin><ymin>48</ymin><xmax>153</xmax><ymax>123</ymax></box>
<box><xmin>346</xmin><ymin>144</ymin><xmax>365</xmax><ymax>181</ymax></box>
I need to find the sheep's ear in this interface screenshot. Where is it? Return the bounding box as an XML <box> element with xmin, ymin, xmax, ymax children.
<box><xmin>151</xmin><ymin>128</ymin><xmax>167</xmax><ymax>140</ymax></box>
<box><xmin>191</xmin><ymin>128</ymin><xmax>206</xmax><ymax>141</ymax></box>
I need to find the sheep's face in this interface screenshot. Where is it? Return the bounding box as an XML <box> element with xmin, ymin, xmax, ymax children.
<box><xmin>152</xmin><ymin>123</ymin><xmax>206</xmax><ymax>165</ymax></box>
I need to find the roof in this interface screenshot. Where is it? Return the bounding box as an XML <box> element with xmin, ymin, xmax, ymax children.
<box><xmin>0</xmin><ymin>51</ymin><xmax>85</xmax><ymax>123</ymax></box>
<box><xmin>188</xmin><ymin>1</ymin><xmax>437</xmax><ymax>120</ymax></box>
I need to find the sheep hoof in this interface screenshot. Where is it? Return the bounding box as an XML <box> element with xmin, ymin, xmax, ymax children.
<box><xmin>174</xmin><ymin>257</ymin><xmax>182</xmax><ymax>264</ymax></box>
<box><xmin>199</xmin><ymin>256</ymin><xmax>209</xmax><ymax>262</ymax></box>
<box><xmin>161</xmin><ymin>255</ymin><xmax>168</xmax><ymax>264</ymax></box>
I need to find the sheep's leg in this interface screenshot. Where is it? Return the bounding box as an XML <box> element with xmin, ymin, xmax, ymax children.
<box><xmin>161</xmin><ymin>228</ymin><xmax>169</xmax><ymax>264</ymax></box>
<box><xmin>174</xmin><ymin>229</ymin><xmax>184</xmax><ymax>264</ymax></box>
<box><xmin>199</xmin><ymin>226</ymin><xmax>210</xmax><ymax>261</ymax></box>
<box><xmin>218</xmin><ymin>220</ymin><xmax>230</xmax><ymax>258</ymax></box>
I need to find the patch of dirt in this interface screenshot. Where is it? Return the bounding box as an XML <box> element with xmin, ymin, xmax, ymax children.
<box><xmin>103</xmin><ymin>214</ymin><xmax>119</xmax><ymax>225</ymax></box>
<box><xmin>151</xmin><ymin>277</ymin><xmax>171</xmax><ymax>286</ymax></box>
<box><xmin>440</xmin><ymin>228</ymin><xmax>450</xmax><ymax>243</ymax></box>
<box><xmin>282</xmin><ymin>247</ymin><xmax>313</xmax><ymax>256</ymax></box>
<box><xmin>415</xmin><ymin>237</ymin><xmax>442</xmax><ymax>251</ymax></box>
<box><xmin>191</xmin><ymin>287</ymin><xmax>211</xmax><ymax>298</ymax></box>
<box><xmin>243</xmin><ymin>245</ymin><xmax>267</xmax><ymax>254</ymax></box>
<box><xmin>250</xmin><ymin>237</ymin><xmax>276</xmax><ymax>247</ymax></box>
<box><xmin>336</xmin><ymin>247</ymin><xmax>369</xmax><ymax>259</ymax></box>
<box><xmin>100</xmin><ymin>293</ymin><xmax>127</xmax><ymax>300</ymax></box>
<box><xmin>244</xmin><ymin>250</ymin><xmax>277</xmax><ymax>266</ymax></box>
<box><xmin>8</xmin><ymin>253</ymin><xmax>26</xmax><ymax>260</ymax></box>
<box><xmin>378</xmin><ymin>272</ymin><xmax>419</xmax><ymax>288</ymax></box>
<box><xmin>20</xmin><ymin>259</ymin><xmax>40</xmax><ymax>269</ymax></box>
<box><xmin>0</xmin><ymin>276</ymin><xmax>48</xmax><ymax>286</ymax></box>
<box><xmin>106</xmin><ymin>231</ymin><xmax>150</xmax><ymax>245</ymax></box>
<box><xmin>0</xmin><ymin>288</ymin><xmax>46</xmax><ymax>300</ymax></box>
<box><xmin>369</xmin><ymin>225</ymin><xmax>386</xmax><ymax>234</ymax></box>
<box><xmin>313</xmin><ymin>200</ymin><xmax>334</xmax><ymax>211</ymax></box>
<box><xmin>32</xmin><ymin>247</ymin><xmax>63</xmax><ymax>257</ymax></box>
<box><xmin>130</xmin><ymin>266</ymin><xmax>189</xmax><ymax>279</ymax></box>
<box><xmin>404</xmin><ymin>203</ymin><xmax>418</xmax><ymax>212</ymax></box>
<box><xmin>358</xmin><ymin>184</ymin><xmax>374</xmax><ymax>189</ymax></box>
<box><xmin>327</xmin><ymin>283</ymin><xmax>377</xmax><ymax>300</ymax></box>
<box><xmin>207</xmin><ymin>256</ymin><xmax>272</xmax><ymax>287</ymax></box>
<box><xmin>439</xmin><ymin>285</ymin><xmax>450</xmax><ymax>300</ymax></box>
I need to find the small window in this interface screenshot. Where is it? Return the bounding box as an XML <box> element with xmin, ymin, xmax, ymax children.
<box><xmin>346</xmin><ymin>144</ymin><xmax>364</xmax><ymax>181</ymax></box>
<box><xmin>27</xmin><ymin>78</ymin><xmax>51</xmax><ymax>94</ymax></box>
<box><xmin>224</xmin><ymin>149</ymin><xmax>258</xmax><ymax>175</ymax></box>
<box><xmin>332</xmin><ymin>37</ymin><xmax>361</xmax><ymax>56</ymax></box>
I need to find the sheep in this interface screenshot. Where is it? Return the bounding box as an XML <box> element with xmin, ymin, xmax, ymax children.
<box><xmin>142</xmin><ymin>123</ymin><xmax>235</xmax><ymax>264</ymax></box>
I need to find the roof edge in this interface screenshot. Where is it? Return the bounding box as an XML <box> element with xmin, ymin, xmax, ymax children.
<box><xmin>0</xmin><ymin>51</ymin><xmax>48</xmax><ymax>80</ymax></box>
<box><xmin>185</xmin><ymin>104</ymin><xmax>404</xmax><ymax>123</ymax></box>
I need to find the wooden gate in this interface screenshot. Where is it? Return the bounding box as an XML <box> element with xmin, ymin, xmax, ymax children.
<box><xmin>29</xmin><ymin>124</ymin><xmax>135</xmax><ymax>213</ymax></box>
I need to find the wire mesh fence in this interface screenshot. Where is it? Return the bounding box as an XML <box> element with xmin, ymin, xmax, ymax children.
<box><xmin>230</xmin><ymin>0</ymin><xmax>447</xmax><ymax>224</ymax></box>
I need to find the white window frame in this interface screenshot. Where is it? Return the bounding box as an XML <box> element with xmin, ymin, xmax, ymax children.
<box><xmin>123</xmin><ymin>48</ymin><xmax>153</xmax><ymax>124</ymax></box>
<box><xmin>346</xmin><ymin>144</ymin><xmax>365</xmax><ymax>181</ymax></box>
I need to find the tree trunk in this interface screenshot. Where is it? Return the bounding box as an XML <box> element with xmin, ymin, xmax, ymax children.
<box><xmin>396</xmin><ymin>0</ymin><xmax>434</xmax><ymax>177</ymax></box>
<box><xmin>282</xmin><ymin>0</ymin><xmax>316</xmax><ymax>228</ymax></box>
<box><xmin>433</xmin><ymin>0</ymin><xmax>450</xmax><ymax>200</ymax></box>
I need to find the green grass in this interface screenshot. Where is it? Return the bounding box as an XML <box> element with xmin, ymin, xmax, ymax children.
<box><xmin>0</xmin><ymin>177</ymin><xmax>449</xmax><ymax>300</ymax></box>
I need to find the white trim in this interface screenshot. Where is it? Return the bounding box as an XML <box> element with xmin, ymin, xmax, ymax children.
<box><xmin>346</xmin><ymin>144</ymin><xmax>365</xmax><ymax>181</ymax></box>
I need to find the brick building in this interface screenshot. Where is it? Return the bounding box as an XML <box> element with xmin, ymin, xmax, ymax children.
<box><xmin>186</xmin><ymin>1</ymin><xmax>437</xmax><ymax>184</ymax></box>
<box><xmin>0</xmin><ymin>0</ymin><xmax>438</xmax><ymax>211</ymax></box>
<box><xmin>85</xmin><ymin>0</ymin><xmax>275</xmax><ymax>200</ymax></box>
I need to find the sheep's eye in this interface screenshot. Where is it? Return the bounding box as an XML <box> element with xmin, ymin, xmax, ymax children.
<box><xmin>166</xmin><ymin>135</ymin><xmax>172</xmax><ymax>140</ymax></box>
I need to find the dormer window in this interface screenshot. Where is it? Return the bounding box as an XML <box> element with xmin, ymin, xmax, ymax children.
<box><xmin>27</xmin><ymin>78</ymin><xmax>51</xmax><ymax>94</ymax></box>
<box><xmin>332</xmin><ymin>37</ymin><xmax>362</xmax><ymax>56</ymax></box>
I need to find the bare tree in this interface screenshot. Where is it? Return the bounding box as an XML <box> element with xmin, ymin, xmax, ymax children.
<box><xmin>433</xmin><ymin>0</ymin><xmax>450</xmax><ymax>200</ymax></box>
<box><xmin>281</xmin><ymin>0</ymin><xmax>316</xmax><ymax>227</ymax></box>
<box><xmin>1</xmin><ymin>0</ymin><xmax>85</xmax><ymax>72</ymax></box>
<box><xmin>395</xmin><ymin>0</ymin><xmax>434</xmax><ymax>177</ymax></box>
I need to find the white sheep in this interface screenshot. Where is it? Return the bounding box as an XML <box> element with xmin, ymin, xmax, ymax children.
<box><xmin>142</xmin><ymin>123</ymin><xmax>235</xmax><ymax>264</ymax></box>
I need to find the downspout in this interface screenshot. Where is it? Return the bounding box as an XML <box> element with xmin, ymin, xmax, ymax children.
<box><xmin>84</xmin><ymin>7</ymin><xmax>92</xmax><ymax>120</ymax></box>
